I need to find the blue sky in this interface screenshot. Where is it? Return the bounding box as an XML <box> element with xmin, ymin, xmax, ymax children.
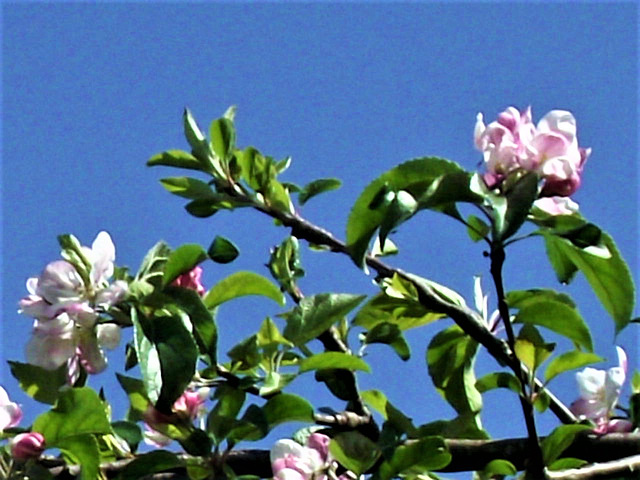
<box><xmin>2</xmin><ymin>1</ymin><xmax>638</xmax><ymax>473</ymax></box>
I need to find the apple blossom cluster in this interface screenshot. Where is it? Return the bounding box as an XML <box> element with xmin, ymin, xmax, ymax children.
<box><xmin>271</xmin><ymin>433</ymin><xmax>352</xmax><ymax>480</ymax></box>
<box><xmin>143</xmin><ymin>386</ymin><xmax>210</xmax><ymax>447</ymax></box>
<box><xmin>18</xmin><ymin>232</ymin><xmax>127</xmax><ymax>379</ymax></box>
<box><xmin>474</xmin><ymin>106</ymin><xmax>590</xmax><ymax>215</ymax></box>
<box><xmin>570</xmin><ymin>346</ymin><xmax>633</xmax><ymax>434</ymax></box>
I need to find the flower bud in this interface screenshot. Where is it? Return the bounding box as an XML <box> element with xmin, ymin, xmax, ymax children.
<box><xmin>11</xmin><ymin>432</ymin><xmax>45</xmax><ymax>460</ymax></box>
<box><xmin>171</xmin><ymin>266</ymin><xmax>206</xmax><ymax>296</ymax></box>
<box><xmin>0</xmin><ymin>386</ymin><xmax>23</xmax><ymax>431</ymax></box>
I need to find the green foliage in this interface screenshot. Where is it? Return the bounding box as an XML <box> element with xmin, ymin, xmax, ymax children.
<box><xmin>330</xmin><ymin>431</ymin><xmax>381</xmax><ymax>475</ymax></box>
<box><xmin>268</xmin><ymin>236</ymin><xmax>305</xmax><ymax>296</ymax></box>
<box><xmin>281</xmin><ymin>293</ymin><xmax>366</xmax><ymax>346</ymax></box>
<box><xmin>147</xmin><ymin>149</ymin><xmax>202</xmax><ymax>171</ymax></box>
<box><xmin>541</xmin><ymin>228</ymin><xmax>635</xmax><ymax>333</ymax></box>
<box><xmin>362</xmin><ymin>322</ymin><xmax>411</xmax><ymax>361</ymax></box>
<box><xmin>32</xmin><ymin>388</ymin><xmax>112</xmax><ymax>445</ymax></box>
<box><xmin>208</xmin><ymin>235</ymin><xmax>240</xmax><ymax>264</ymax></box>
<box><xmin>117</xmin><ymin>450</ymin><xmax>184</xmax><ymax>480</ymax></box>
<box><xmin>541</xmin><ymin>424</ymin><xmax>592</xmax><ymax>466</ymax></box>
<box><xmin>298</xmin><ymin>178</ymin><xmax>342</xmax><ymax>205</ymax></box>
<box><xmin>298</xmin><ymin>352</ymin><xmax>371</xmax><ymax>373</ymax></box>
<box><xmin>57</xmin><ymin>435</ymin><xmax>100</xmax><ymax>480</ymax></box>
<box><xmin>8</xmin><ymin>361</ymin><xmax>68</xmax><ymax>404</ymax></box>
<box><xmin>507</xmin><ymin>289</ymin><xmax>593</xmax><ymax>352</ymax></box>
<box><xmin>204</xmin><ymin>271</ymin><xmax>285</xmax><ymax>309</ymax></box>
<box><xmin>427</xmin><ymin>325</ymin><xmax>482</xmax><ymax>421</ymax></box>
<box><xmin>161</xmin><ymin>243</ymin><xmax>207</xmax><ymax>288</ymax></box>
<box><xmin>346</xmin><ymin>157</ymin><xmax>478</xmax><ymax>268</ymax></box>
<box><xmin>375</xmin><ymin>437</ymin><xmax>452</xmax><ymax>480</ymax></box>
<box><xmin>544</xmin><ymin>351</ymin><xmax>603</xmax><ymax>383</ymax></box>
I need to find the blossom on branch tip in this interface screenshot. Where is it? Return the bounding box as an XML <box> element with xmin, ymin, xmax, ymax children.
<box><xmin>532</xmin><ymin>196</ymin><xmax>580</xmax><ymax>216</ymax></box>
<box><xmin>0</xmin><ymin>386</ymin><xmax>23</xmax><ymax>431</ymax></box>
<box><xmin>570</xmin><ymin>346</ymin><xmax>633</xmax><ymax>434</ymax></box>
<box><xmin>171</xmin><ymin>266</ymin><xmax>206</xmax><ymax>296</ymax></box>
<box><xmin>10</xmin><ymin>432</ymin><xmax>45</xmax><ymax>460</ymax></box>
<box><xmin>474</xmin><ymin>106</ymin><xmax>590</xmax><ymax>197</ymax></box>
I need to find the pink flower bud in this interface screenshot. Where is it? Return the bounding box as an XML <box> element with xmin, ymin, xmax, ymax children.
<box><xmin>171</xmin><ymin>266</ymin><xmax>206</xmax><ymax>296</ymax></box>
<box><xmin>11</xmin><ymin>432</ymin><xmax>45</xmax><ymax>460</ymax></box>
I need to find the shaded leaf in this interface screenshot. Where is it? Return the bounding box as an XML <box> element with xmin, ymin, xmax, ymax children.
<box><xmin>208</xmin><ymin>235</ymin><xmax>240</xmax><ymax>264</ymax></box>
<box><xmin>162</xmin><ymin>244</ymin><xmax>207</xmax><ymax>287</ymax></box>
<box><xmin>118</xmin><ymin>450</ymin><xmax>184</xmax><ymax>480</ymax></box>
<box><xmin>330</xmin><ymin>432</ymin><xmax>381</xmax><ymax>475</ymax></box>
<box><xmin>376</xmin><ymin>437</ymin><xmax>451</xmax><ymax>480</ymax></box>
<box><xmin>363</xmin><ymin>322</ymin><xmax>411</xmax><ymax>361</ymax></box>
<box><xmin>148</xmin><ymin>150</ymin><xmax>202</xmax><ymax>171</ymax></box>
<box><xmin>262</xmin><ymin>393</ymin><xmax>314</xmax><ymax>428</ymax></box>
<box><xmin>210</xmin><ymin>117</ymin><xmax>235</xmax><ymax>161</ymax></box>
<box><xmin>544</xmin><ymin>351</ymin><xmax>603</xmax><ymax>383</ymax></box>
<box><xmin>541</xmin><ymin>424</ymin><xmax>592</xmax><ymax>465</ymax></box>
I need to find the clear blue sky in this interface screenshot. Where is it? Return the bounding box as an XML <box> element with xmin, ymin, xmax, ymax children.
<box><xmin>2</xmin><ymin>1</ymin><xmax>638</xmax><ymax>473</ymax></box>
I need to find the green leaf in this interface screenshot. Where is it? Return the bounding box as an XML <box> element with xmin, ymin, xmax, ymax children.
<box><xmin>495</xmin><ymin>171</ymin><xmax>539</xmax><ymax>240</ymax></box>
<box><xmin>282</xmin><ymin>293</ymin><xmax>366</xmax><ymax>346</ymax></box>
<box><xmin>426</xmin><ymin>325</ymin><xmax>482</xmax><ymax>419</ymax></box>
<box><xmin>262</xmin><ymin>393</ymin><xmax>314</xmax><ymax>428</ymax></box>
<box><xmin>543</xmin><ymin>230</ymin><xmax>635</xmax><ymax>334</ymax></box>
<box><xmin>131</xmin><ymin>309</ymin><xmax>162</xmax><ymax>406</ymax></box>
<box><xmin>204</xmin><ymin>271</ymin><xmax>285</xmax><ymax>309</ymax></box>
<box><xmin>376</xmin><ymin>437</ymin><xmax>451</xmax><ymax>480</ymax></box>
<box><xmin>165</xmin><ymin>286</ymin><xmax>218</xmax><ymax>365</ymax></box>
<box><xmin>268</xmin><ymin>236</ymin><xmax>305</xmax><ymax>295</ymax></box>
<box><xmin>160</xmin><ymin>177</ymin><xmax>215</xmax><ymax>200</ymax></box>
<box><xmin>515</xmin><ymin>324</ymin><xmax>555</xmax><ymax>373</ymax></box>
<box><xmin>299</xmin><ymin>352</ymin><xmax>371</xmax><ymax>373</ymax></box>
<box><xmin>361</xmin><ymin>389</ymin><xmax>417</xmax><ymax>435</ymax></box>
<box><xmin>378</xmin><ymin>190</ymin><xmax>418</xmax><ymax>249</ymax></box>
<box><xmin>58</xmin><ymin>434</ymin><xmax>100</xmax><ymax>480</ymax></box>
<box><xmin>116</xmin><ymin>374</ymin><xmax>149</xmax><ymax>422</ymax></box>
<box><xmin>513</xmin><ymin>296</ymin><xmax>592</xmax><ymax>352</ymax></box>
<box><xmin>330</xmin><ymin>432</ymin><xmax>381</xmax><ymax>475</ymax></box>
<box><xmin>353</xmin><ymin>274</ymin><xmax>444</xmax><ymax>331</ymax></box>
<box><xmin>112</xmin><ymin>421</ymin><xmax>143</xmax><ymax>453</ymax></box>
<box><xmin>541</xmin><ymin>424</ymin><xmax>592</xmax><ymax>465</ymax></box>
<box><xmin>118</xmin><ymin>450</ymin><xmax>184</xmax><ymax>480</ymax></box>
<box><xmin>363</xmin><ymin>322</ymin><xmax>411</xmax><ymax>360</ymax></box>
<box><xmin>544</xmin><ymin>351</ymin><xmax>603</xmax><ymax>383</ymax></box>
<box><xmin>210</xmin><ymin>117</ymin><xmax>235</xmax><ymax>161</ymax></box>
<box><xmin>208</xmin><ymin>235</ymin><xmax>240</xmax><ymax>264</ymax></box>
<box><xmin>466</xmin><ymin>215</ymin><xmax>490</xmax><ymax>242</ymax></box>
<box><xmin>32</xmin><ymin>387</ymin><xmax>111</xmax><ymax>445</ymax></box>
<box><xmin>548</xmin><ymin>457</ymin><xmax>588</xmax><ymax>471</ymax></box>
<box><xmin>315</xmin><ymin>369</ymin><xmax>359</xmax><ymax>401</ymax></box>
<box><xmin>481</xmin><ymin>459</ymin><xmax>517</xmax><ymax>477</ymax></box>
<box><xmin>148</xmin><ymin>150</ymin><xmax>203</xmax><ymax>171</ymax></box>
<box><xmin>153</xmin><ymin>315</ymin><xmax>199</xmax><ymax>413</ymax></box>
<box><xmin>183</xmin><ymin>108</ymin><xmax>216</xmax><ymax>173</ymax></box>
<box><xmin>8</xmin><ymin>361</ymin><xmax>67</xmax><ymax>404</ymax></box>
<box><xmin>298</xmin><ymin>178</ymin><xmax>342</xmax><ymax>205</ymax></box>
<box><xmin>346</xmin><ymin>157</ymin><xmax>466</xmax><ymax>268</ymax></box>
<box><xmin>475</xmin><ymin>372</ymin><xmax>521</xmax><ymax>395</ymax></box>
<box><xmin>506</xmin><ymin>289</ymin><xmax>576</xmax><ymax>309</ymax></box>
<box><xmin>162</xmin><ymin>243</ymin><xmax>207</xmax><ymax>287</ymax></box>
<box><xmin>416</xmin><ymin>414</ymin><xmax>489</xmax><ymax>440</ymax></box>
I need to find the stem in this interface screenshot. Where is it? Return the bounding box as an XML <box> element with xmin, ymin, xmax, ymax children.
<box><xmin>490</xmin><ymin>242</ymin><xmax>545</xmax><ymax>476</ymax></box>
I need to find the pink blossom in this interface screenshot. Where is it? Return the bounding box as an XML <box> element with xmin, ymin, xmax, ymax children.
<box><xmin>11</xmin><ymin>432</ymin><xmax>45</xmax><ymax>460</ymax></box>
<box><xmin>570</xmin><ymin>346</ymin><xmax>632</xmax><ymax>434</ymax></box>
<box><xmin>271</xmin><ymin>433</ymin><xmax>332</xmax><ymax>480</ymax></box>
<box><xmin>474</xmin><ymin>107</ymin><xmax>590</xmax><ymax>197</ymax></box>
<box><xmin>532</xmin><ymin>196</ymin><xmax>579</xmax><ymax>216</ymax></box>
<box><xmin>0</xmin><ymin>386</ymin><xmax>23</xmax><ymax>431</ymax></box>
<box><xmin>171</xmin><ymin>266</ymin><xmax>206</xmax><ymax>296</ymax></box>
<box><xmin>143</xmin><ymin>387</ymin><xmax>210</xmax><ymax>447</ymax></box>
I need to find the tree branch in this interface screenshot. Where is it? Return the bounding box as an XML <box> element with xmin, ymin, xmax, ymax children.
<box><xmin>38</xmin><ymin>433</ymin><xmax>640</xmax><ymax>478</ymax></box>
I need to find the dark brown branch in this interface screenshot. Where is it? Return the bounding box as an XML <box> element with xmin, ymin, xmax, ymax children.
<box><xmin>38</xmin><ymin>433</ymin><xmax>640</xmax><ymax>478</ymax></box>
<box><xmin>260</xmin><ymin>206</ymin><xmax>576</xmax><ymax>425</ymax></box>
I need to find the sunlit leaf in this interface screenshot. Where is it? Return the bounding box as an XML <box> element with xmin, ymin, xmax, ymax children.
<box><xmin>376</xmin><ymin>437</ymin><xmax>451</xmax><ymax>480</ymax></box>
<box><xmin>148</xmin><ymin>150</ymin><xmax>202</xmax><ymax>171</ymax></box>
<box><xmin>541</xmin><ymin>424</ymin><xmax>592</xmax><ymax>465</ymax></box>
<box><xmin>282</xmin><ymin>293</ymin><xmax>365</xmax><ymax>346</ymax></box>
<box><xmin>162</xmin><ymin>243</ymin><xmax>207</xmax><ymax>287</ymax></box>
<box><xmin>57</xmin><ymin>434</ymin><xmax>100</xmax><ymax>480</ymax></box>
<box><xmin>299</xmin><ymin>352</ymin><xmax>371</xmax><ymax>373</ymax></box>
<box><xmin>160</xmin><ymin>177</ymin><xmax>215</xmax><ymax>200</ymax></box>
<box><xmin>544</xmin><ymin>351</ymin><xmax>603</xmax><ymax>383</ymax></box>
<box><xmin>204</xmin><ymin>271</ymin><xmax>285</xmax><ymax>309</ymax></box>
<box><xmin>262</xmin><ymin>393</ymin><xmax>314</xmax><ymax>428</ymax></box>
<box><xmin>210</xmin><ymin>117</ymin><xmax>235</xmax><ymax>161</ymax></box>
<box><xmin>32</xmin><ymin>388</ymin><xmax>111</xmax><ymax>445</ymax></box>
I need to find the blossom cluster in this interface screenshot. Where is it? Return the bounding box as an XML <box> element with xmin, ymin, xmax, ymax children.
<box><xmin>475</xmin><ymin>106</ymin><xmax>590</xmax><ymax>215</ymax></box>
<box><xmin>18</xmin><ymin>232</ymin><xmax>127</xmax><ymax>379</ymax></box>
<box><xmin>570</xmin><ymin>346</ymin><xmax>633</xmax><ymax>434</ymax></box>
<box><xmin>271</xmin><ymin>433</ymin><xmax>352</xmax><ymax>480</ymax></box>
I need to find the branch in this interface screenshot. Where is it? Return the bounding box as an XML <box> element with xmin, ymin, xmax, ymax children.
<box><xmin>38</xmin><ymin>434</ymin><xmax>640</xmax><ymax>478</ymax></box>
<box><xmin>259</xmin><ymin>206</ymin><xmax>576</xmax><ymax>424</ymax></box>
